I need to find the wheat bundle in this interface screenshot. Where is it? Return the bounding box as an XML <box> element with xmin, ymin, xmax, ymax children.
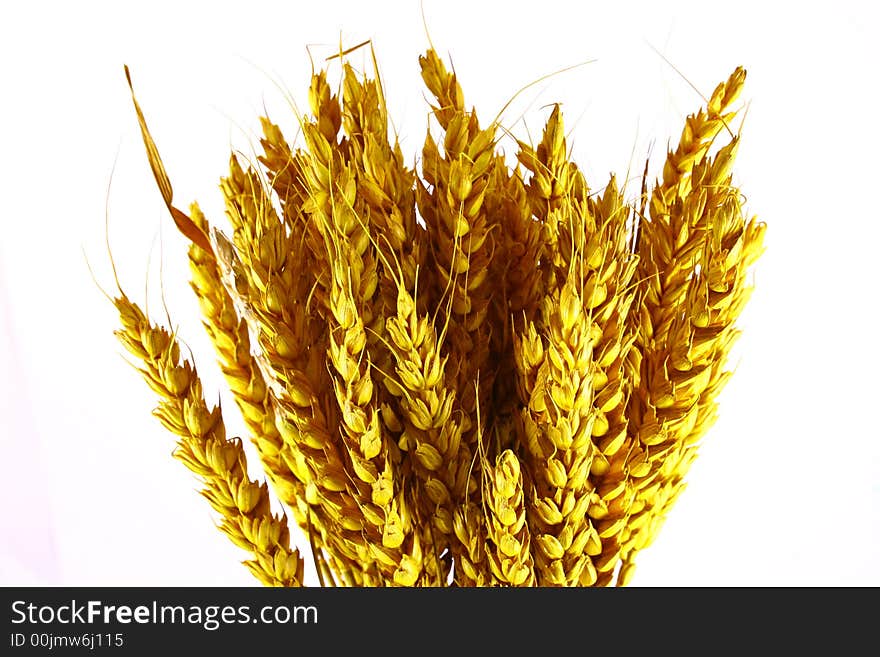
<box><xmin>110</xmin><ymin>46</ymin><xmax>764</xmax><ymax>586</ymax></box>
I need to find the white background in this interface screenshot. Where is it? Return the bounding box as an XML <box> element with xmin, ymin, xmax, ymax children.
<box><xmin>1</xmin><ymin>0</ymin><xmax>877</xmax><ymax>586</ymax></box>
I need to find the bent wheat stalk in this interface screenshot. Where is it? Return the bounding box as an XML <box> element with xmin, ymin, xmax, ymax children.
<box><xmin>112</xmin><ymin>293</ymin><xmax>304</xmax><ymax>586</ymax></box>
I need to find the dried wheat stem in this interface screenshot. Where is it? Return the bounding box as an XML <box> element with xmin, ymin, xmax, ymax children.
<box><xmin>516</xmin><ymin>105</ymin><xmax>641</xmax><ymax>585</ymax></box>
<box><xmin>341</xmin><ymin>64</ymin><xmax>424</xmax><ymax>293</ymax></box>
<box><xmin>340</xmin><ymin>64</ymin><xmax>457</xmax><ymax>585</ymax></box>
<box><xmin>490</xmin><ymin>162</ymin><xmax>545</xmax><ymax>324</ymax></box>
<box><xmin>257</xmin><ymin>116</ymin><xmax>331</xmax><ymax>319</ymax></box>
<box><xmin>652</xmin><ymin>68</ymin><xmax>745</xmax><ymax>207</ymax></box>
<box><xmin>258</xmin><ymin>117</ymin><xmax>310</xmax><ymax>223</ymax></box>
<box><xmin>338</xmin><ymin>64</ymin><xmax>429</xmax><ymax>468</ymax></box>
<box><xmin>510</xmin><ymin>108</ymin><xmax>602</xmax><ymax>586</ymax></box>
<box><xmin>188</xmin><ymin>202</ymin><xmax>305</xmax><ymax>511</ymax></box>
<box><xmin>418</xmin><ymin>49</ymin><xmax>498</xmax><ymax>415</ymax></box>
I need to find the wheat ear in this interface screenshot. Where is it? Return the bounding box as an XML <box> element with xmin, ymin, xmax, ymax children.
<box><xmin>576</xmin><ymin>179</ymin><xmax>640</xmax><ymax>586</ymax></box>
<box><xmin>515</xmin><ymin>106</ymin><xmax>640</xmax><ymax>585</ymax></box>
<box><xmin>483</xmin><ymin>449</ymin><xmax>536</xmax><ymax>586</ymax></box>
<box><xmin>113</xmin><ymin>293</ymin><xmax>304</xmax><ymax>586</ymax></box>
<box><xmin>384</xmin><ymin>282</ymin><xmax>463</xmax><ymax>581</ymax></box>
<box><xmin>620</xmin><ymin>69</ymin><xmax>764</xmax><ymax>582</ymax></box>
<box><xmin>417</xmin><ymin>49</ymin><xmax>503</xmax><ymax>585</ymax></box>
<box><xmin>187</xmin><ymin>201</ymin><xmax>359</xmax><ymax>584</ymax></box>
<box><xmin>621</xmin><ymin>140</ymin><xmax>765</xmax><ymax>580</ymax></box>
<box><xmin>514</xmin><ymin>275</ymin><xmax>601</xmax><ymax>586</ymax></box>
<box><xmin>219</xmin><ymin>153</ymin><xmax>368</xmax><ymax>584</ymax></box>
<box><xmin>302</xmin><ymin>107</ymin><xmax>430</xmax><ymax>586</ymax></box>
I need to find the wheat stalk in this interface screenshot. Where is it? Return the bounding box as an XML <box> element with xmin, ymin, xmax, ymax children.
<box><xmin>219</xmin><ymin>150</ymin><xmax>371</xmax><ymax>585</ymax></box>
<box><xmin>619</xmin><ymin>70</ymin><xmax>765</xmax><ymax>582</ymax></box>
<box><xmin>112</xmin><ymin>293</ymin><xmax>304</xmax><ymax>586</ymax></box>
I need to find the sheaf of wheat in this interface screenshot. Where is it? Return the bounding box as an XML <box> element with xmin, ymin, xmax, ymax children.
<box><xmin>107</xmin><ymin>44</ymin><xmax>764</xmax><ymax>587</ymax></box>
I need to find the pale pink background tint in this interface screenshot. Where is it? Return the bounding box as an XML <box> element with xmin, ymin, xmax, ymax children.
<box><xmin>1</xmin><ymin>0</ymin><xmax>877</xmax><ymax>586</ymax></box>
